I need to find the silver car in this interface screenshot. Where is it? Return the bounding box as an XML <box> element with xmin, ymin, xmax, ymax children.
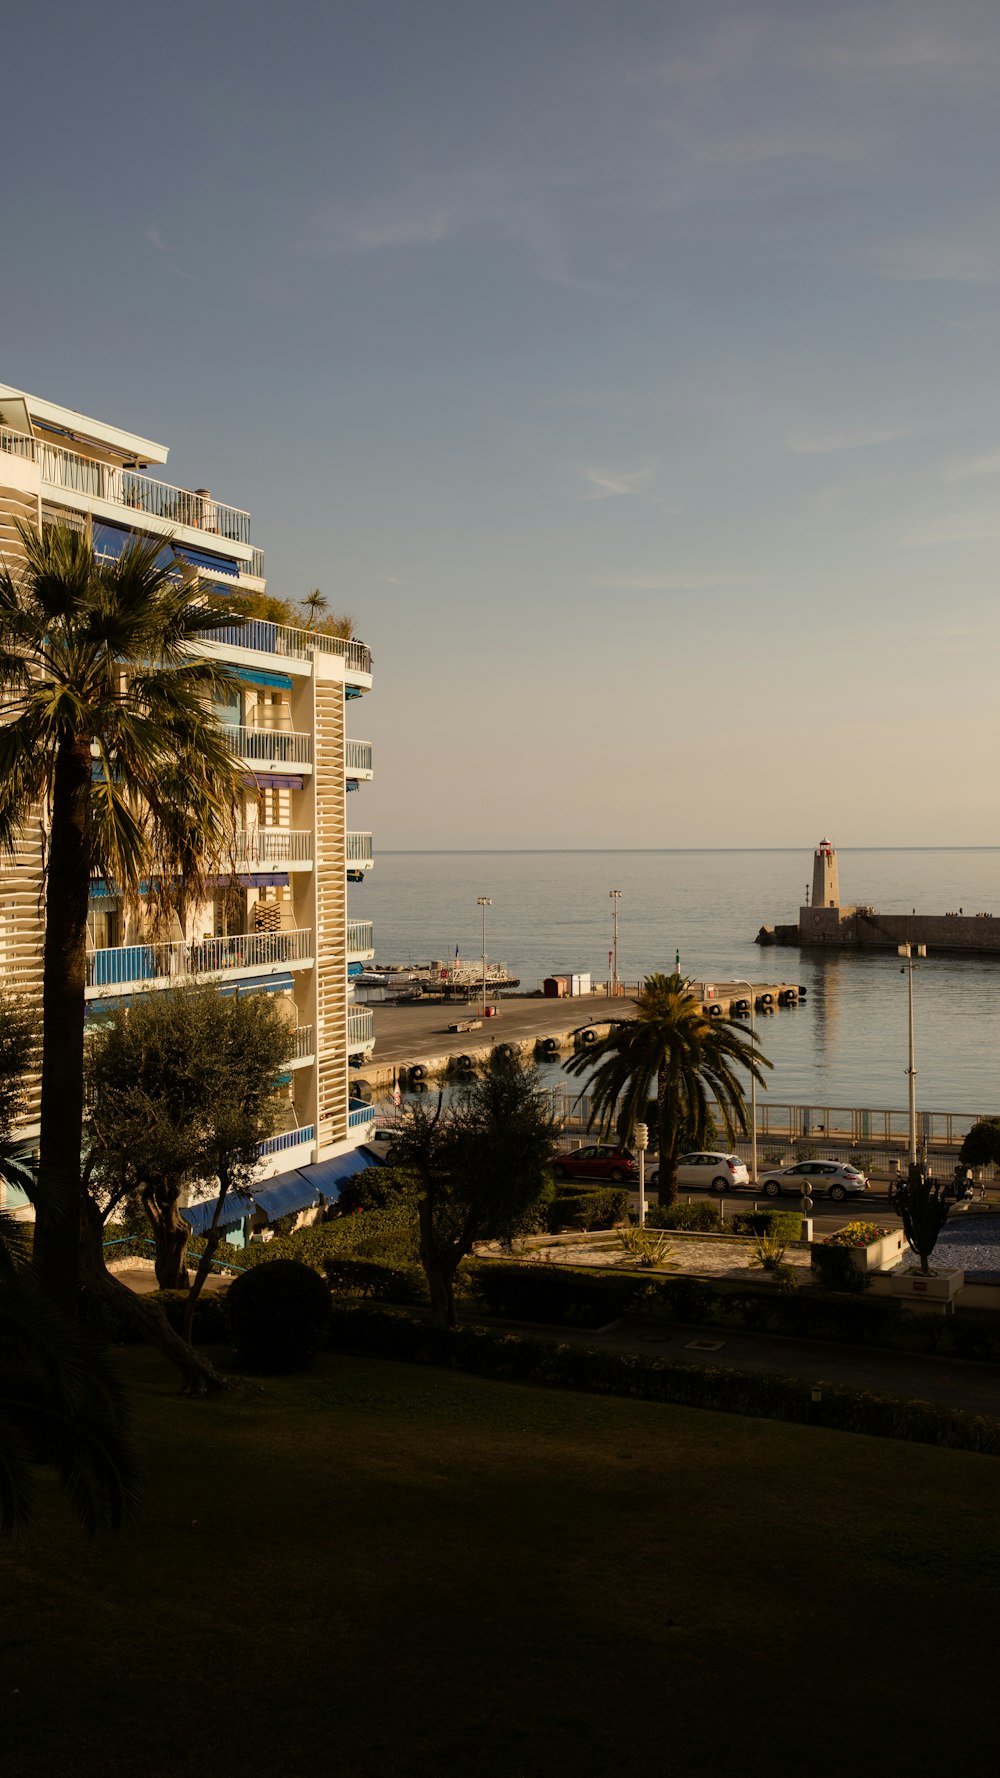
<box><xmin>649</xmin><ymin>1151</ymin><xmax>751</xmax><ymax>1193</ymax></box>
<box><xmin>759</xmin><ymin>1160</ymin><xmax>869</xmax><ymax>1203</ymax></box>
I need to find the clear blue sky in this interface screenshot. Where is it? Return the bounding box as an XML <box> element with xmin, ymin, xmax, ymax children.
<box><xmin>5</xmin><ymin>1</ymin><xmax>1000</xmax><ymax>846</ymax></box>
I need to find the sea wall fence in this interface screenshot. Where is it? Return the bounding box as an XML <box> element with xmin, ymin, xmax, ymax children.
<box><xmin>543</xmin><ymin>1088</ymin><xmax>998</xmax><ymax>1180</ymax></box>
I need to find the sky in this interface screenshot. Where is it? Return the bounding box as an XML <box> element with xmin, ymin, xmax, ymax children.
<box><xmin>4</xmin><ymin>0</ymin><xmax>1000</xmax><ymax>847</ymax></box>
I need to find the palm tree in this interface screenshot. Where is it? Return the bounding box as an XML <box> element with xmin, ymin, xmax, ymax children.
<box><xmin>302</xmin><ymin>587</ymin><xmax>328</xmax><ymax>630</ymax></box>
<box><xmin>565</xmin><ymin>973</ymin><xmax>771</xmax><ymax>1207</ymax></box>
<box><xmin>0</xmin><ymin>523</ymin><xmax>247</xmax><ymax>1313</ymax></box>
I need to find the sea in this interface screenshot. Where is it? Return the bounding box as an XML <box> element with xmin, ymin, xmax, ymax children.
<box><xmin>354</xmin><ymin>849</ymin><xmax>1000</xmax><ymax>1114</ymax></box>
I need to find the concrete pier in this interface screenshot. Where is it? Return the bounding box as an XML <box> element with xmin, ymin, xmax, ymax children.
<box><xmin>352</xmin><ymin>982</ymin><xmax>803</xmax><ymax>1093</ymax></box>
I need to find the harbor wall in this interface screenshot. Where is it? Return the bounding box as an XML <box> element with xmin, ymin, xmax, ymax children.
<box><xmin>760</xmin><ymin>910</ymin><xmax>1000</xmax><ymax>954</ymax></box>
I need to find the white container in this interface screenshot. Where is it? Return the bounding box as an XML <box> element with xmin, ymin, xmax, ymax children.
<box><xmin>570</xmin><ymin>972</ymin><xmax>592</xmax><ymax>996</ymax></box>
<box><xmin>889</xmin><ymin>1267</ymin><xmax>965</xmax><ymax>1304</ymax></box>
<box><xmin>850</xmin><ymin>1230</ymin><xmax>908</xmax><ymax>1273</ymax></box>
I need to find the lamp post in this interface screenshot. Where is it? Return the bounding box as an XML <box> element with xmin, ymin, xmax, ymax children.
<box><xmin>609</xmin><ymin>889</ymin><xmax>622</xmax><ymax>995</ymax></box>
<box><xmin>634</xmin><ymin>1121</ymin><xmax>648</xmax><ymax>1228</ymax></box>
<box><xmin>899</xmin><ymin>943</ymin><xmax>926</xmax><ymax>1168</ymax></box>
<box><xmin>729</xmin><ymin>980</ymin><xmax>759</xmax><ymax>1185</ymax></box>
<box><xmin>477</xmin><ymin>897</ymin><xmax>492</xmax><ymax>1017</ymax></box>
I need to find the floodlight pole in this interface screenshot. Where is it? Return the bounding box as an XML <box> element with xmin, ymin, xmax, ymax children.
<box><xmin>899</xmin><ymin>943</ymin><xmax>925</xmax><ymax>1168</ymax></box>
<box><xmin>609</xmin><ymin>890</ymin><xmax>622</xmax><ymax>995</ymax></box>
<box><xmin>730</xmin><ymin>980</ymin><xmax>758</xmax><ymax>1185</ymax></box>
<box><xmin>478</xmin><ymin>897</ymin><xmax>492</xmax><ymax>1017</ymax></box>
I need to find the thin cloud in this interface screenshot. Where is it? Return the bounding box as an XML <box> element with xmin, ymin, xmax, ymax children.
<box><xmin>943</xmin><ymin>450</ymin><xmax>1000</xmax><ymax>482</ymax></box>
<box><xmin>577</xmin><ymin>463</ymin><xmax>656</xmax><ymax>501</ymax></box>
<box><xmin>903</xmin><ymin>513</ymin><xmax>1000</xmax><ymax>547</ymax></box>
<box><xmin>146</xmin><ymin>226</ymin><xmax>167</xmax><ymax>252</ymax></box>
<box><xmin>789</xmin><ymin>426</ymin><xmax>909</xmax><ymax>456</ymax></box>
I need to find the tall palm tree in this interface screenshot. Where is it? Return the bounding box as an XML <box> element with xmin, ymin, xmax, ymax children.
<box><xmin>302</xmin><ymin>587</ymin><xmax>328</xmax><ymax>630</ymax></box>
<box><xmin>0</xmin><ymin>523</ymin><xmax>248</xmax><ymax>1312</ymax></box>
<box><xmin>565</xmin><ymin>972</ymin><xmax>771</xmax><ymax>1206</ymax></box>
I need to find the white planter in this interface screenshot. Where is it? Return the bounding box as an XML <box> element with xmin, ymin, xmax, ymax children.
<box><xmin>851</xmin><ymin>1230</ymin><xmax>908</xmax><ymax>1274</ymax></box>
<box><xmin>889</xmin><ymin>1267</ymin><xmax>965</xmax><ymax>1304</ymax></box>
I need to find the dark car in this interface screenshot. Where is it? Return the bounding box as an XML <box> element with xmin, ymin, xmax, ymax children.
<box><xmin>552</xmin><ymin>1144</ymin><xmax>638</xmax><ymax>1185</ymax></box>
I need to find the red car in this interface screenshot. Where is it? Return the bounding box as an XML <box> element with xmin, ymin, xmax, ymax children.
<box><xmin>552</xmin><ymin>1144</ymin><xmax>638</xmax><ymax>1185</ymax></box>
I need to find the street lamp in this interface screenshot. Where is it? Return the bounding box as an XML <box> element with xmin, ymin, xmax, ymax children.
<box><xmin>634</xmin><ymin>1121</ymin><xmax>648</xmax><ymax>1228</ymax></box>
<box><xmin>477</xmin><ymin>897</ymin><xmax>492</xmax><ymax>1016</ymax></box>
<box><xmin>899</xmin><ymin>943</ymin><xmax>926</xmax><ymax>1168</ymax></box>
<box><xmin>609</xmin><ymin>890</ymin><xmax>622</xmax><ymax>995</ymax></box>
<box><xmin>729</xmin><ymin>980</ymin><xmax>759</xmax><ymax>1185</ymax></box>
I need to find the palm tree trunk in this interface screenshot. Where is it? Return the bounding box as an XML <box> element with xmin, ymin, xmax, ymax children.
<box><xmin>656</xmin><ymin>1069</ymin><xmax>679</xmax><ymax>1208</ymax></box>
<box><xmin>34</xmin><ymin>734</ymin><xmax>93</xmax><ymax>1315</ymax></box>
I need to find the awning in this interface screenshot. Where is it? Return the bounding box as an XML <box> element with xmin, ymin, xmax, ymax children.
<box><xmin>86</xmin><ymin>972</ymin><xmax>294</xmax><ymax>1015</ymax></box>
<box><xmin>251</xmin><ymin>1173</ymin><xmax>323</xmax><ymax>1220</ymax></box>
<box><xmin>240</xmin><ymin>776</ymin><xmax>304</xmax><ymax>792</ymax></box>
<box><xmin>172</xmin><ymin>542</ymin><xmax>241</xmax><ymax>578</ymax></box>
<box><xmin>181</xmin><ymin>1192</ymin><xmax>256</xmax><ymax>1234</ymax></box>
<box><xmin>294</xmin><ymin>1148</ymin><xmax>379</xmax><ymax>1199</ymax></box>
<box><xmin>204</xmin><ymin>873</ymin><xmax>290</xmax><ymax>888</ymax></box>
<box><xmin>233</xmin><ymin>668</ymin><xmax>294</xmax><ymax>691</ymax></box>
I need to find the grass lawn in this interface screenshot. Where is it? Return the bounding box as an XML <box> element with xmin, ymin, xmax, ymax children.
<box><xmin>3</xmin><ymin>1344</ymin><xmax>999</xmax><ymax>1778</ymax></box>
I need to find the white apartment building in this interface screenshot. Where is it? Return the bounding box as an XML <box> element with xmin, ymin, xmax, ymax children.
<box><xmin>0</xmin><ymin>382</ymin><xmax>377</xmax><ymax>1239</ymax></box>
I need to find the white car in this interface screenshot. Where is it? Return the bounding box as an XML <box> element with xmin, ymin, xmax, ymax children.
<box><xmin>759</xmin><ymin>1160</ymin><xmax>869</xmax><ymax>1203</ymax></box>
<box><xmin>649</xmin><ymin>1151</ymin><xmax>751</xmax><ymax>1194</ymax></box>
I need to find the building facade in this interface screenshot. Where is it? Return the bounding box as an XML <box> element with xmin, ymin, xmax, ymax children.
<box><xmin>0</xmin><ymin>381</ymin><xmax>377</xmax><ymax>1224</ymax></box>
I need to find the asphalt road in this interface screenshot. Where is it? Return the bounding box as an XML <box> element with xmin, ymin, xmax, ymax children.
<box><xmin>368</xmin><ymin>991</ymin><xmax>628</xmax><ymax>1070</ymax></box>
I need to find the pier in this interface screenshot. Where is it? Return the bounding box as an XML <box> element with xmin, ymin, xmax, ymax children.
<box><xmin>758</xmin><ymin>838</ymin><xmax>1000</xmax><ymax>955</ymax></box>
<box><xmin>352</xmin><ymin>980</ymin><xmax>804</xmax><ymax>1093</ymax></box>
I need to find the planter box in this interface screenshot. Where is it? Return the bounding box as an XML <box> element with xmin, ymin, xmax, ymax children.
<box><xmin>850</xmin><ymin>1230</ymin><xmax>908</xmax><ymax>1274</ymax></box>
<box><xmin>889</xmin><ymin>1267</ymin><xmax>965</xmax><ymax>1304</ymax></box>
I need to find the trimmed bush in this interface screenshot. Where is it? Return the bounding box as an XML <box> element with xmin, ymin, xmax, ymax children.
<box><xmin>547</xmin><ymin>1187</ymin><xmax>629</xmax><ymax>1232</ymax></box>
<box><xmin>211</xmin><ymin>1202</ymin><xmax>420</xmax><ymax>1276</ymax></box>
<box><xmin>468</xmin><ymin>1261</ymin><xmax>646</xmax><ymax>1326</ymax></box>
<box><xmin>810</xmin><ymin>1244</ymin><xmax>872</xmax><ymax>1294</ymax></box>
<box><xmin>646</xmin><ymin>1201</ymin><xmax>724</xmax><ymax>1232</ymax></box>
<box><xmin>149</xmin><ymin>1287</ymin><xmax>231</xmax><ymax>1343</ymax></box>
<box><xmin>327</xmin><ymin>1307</ymin><xmax>1000</xmax><ymax>1458</ymax></box>
<box><xmin>324</xmin><ymin>1257</ymin><xmax>425</xmax><ymax>1304</ymax></box>
<box><xmin>225</xmin><ymin>1259</ymin><xmax>332</xmax><ymax>1372</ymax></box>
<box><xmin>731</xmin><ymin>1210</ymin><xmax>803</xmax><ymax>1241</ymax></box>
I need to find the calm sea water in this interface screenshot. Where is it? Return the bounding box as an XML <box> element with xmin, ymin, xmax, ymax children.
<box><xmin>353</xmin><ymin>850</ymin><xmax>1000</xmax><ymax>1113</ymax></box>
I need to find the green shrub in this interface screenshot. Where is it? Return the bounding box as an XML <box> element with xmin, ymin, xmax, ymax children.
<box><xmin>334</xmin><ymin>1166</ymin><xmax>417</xmax><ymax>1217</ymax></box>
<box><xmin>211</xmin><ymin>1202</ymin><xmax>420</xmax><ymax>1276</ymax></box>
<box><xmin>467</xmin><ymin>1261</ymin><xmax>646</xmax><ymax>1326</ymax></box>
<box><xmin>323</xmin><ymin>1257</ymin><xmax>425</xmax><ymax>1304</ymax></box>
<box><xmin>327</xmin><ymin>1308</ymin><xmax>1000</xmax><ymax>1458</ymax></box>
<box><xmin>731</xmin><ymin>1210</ymin><xmax>803</xmax><ymax>1242</ymax></box>
<box><xmin>547</xmin><ymin>1187</ymin><xmax>629</xmax><ymax>1232</ymax></box>
<box><xmin>810</xmin><ymin>1244</ymin><xmax>872</xmax><ymax>1294</ymax></box>
<box><xmin>646</xmin><ymin>1201</ymin><xmax>725</xmax><ymax>1232</ymax></box>
<box><xmin>147</xmin><ymin>1287</ymin><xmax>230</xmax><ymax>1343</ymax></box>
<box><xmin>225</xmin><ymin>1259</ymin><xmax>332</xmax><ymax>1372</ymax></box>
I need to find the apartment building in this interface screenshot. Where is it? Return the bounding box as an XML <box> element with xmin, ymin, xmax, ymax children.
<box><xmin>0</xmin><ymin>382</ymin><xmax>377</xmax><ymax>1233</ymax></box>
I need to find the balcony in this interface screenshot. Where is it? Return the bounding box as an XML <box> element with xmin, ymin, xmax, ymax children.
<box><xmin>347</xmin><ymin>833</ymin><xmax>373</xmax><ymax>873</ymax></box>
<box><xmin>0</xmin><ymin>426</ymin><xmax>253</xmax><ymax>553</ymax></box>
<box><xmin>289</xmin><ymin>1025</ymin><xmax>315</xmax><ymax>1065</ymax></box>
<box><xmin>86</xmin><ymin>928</ymin><xmax>314</xmax><ymax>994</ymax></box>
<box><xmin>232</xmin><ymin>829</ymin><xmax>313</xmax><ymax>868</ymax></box>
<box><xmin>348</xmin><ymin>1006</ymin><xmax>375</xmax><ymax>1053</ymax></box>
<box><xmin>349</xmin><ymin>1103</ymin><xmax>376</xmax><ymax>1129</ymax></box>
<box><xmin>257</xmin><ymin>1125</ymin><xmax>315</xmax><ymax>1159</ymax></box>
<box><xmin>200</xmin><ymin>615</ymin><xmax>372</xmax><ymax>678</ymax></box>
<box><xmin>345</xmin><ymin>739</ymin><xmax>373</xmax><ymax>779</ymax></box>
<box><xmin>347</xmin><ymin>920</ymin><xmax>374</xmax><ymax>960</ymax></box>
<box><xmin>221</xmin><ymin>727</ymin><xmax>313</xmax><ymax>772</ymax></box>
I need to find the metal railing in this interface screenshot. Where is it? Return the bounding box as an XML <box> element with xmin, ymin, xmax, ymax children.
<box><xmin>221</xmin><ymin>727</ymin><xmax>312</xmax><ymax>767</ymax></box>
<box><xmin>201</xmin><ymin>616</ymin><xmax>372</xmax><ymax>675</ymax></box>
<box><xmin>347</xmin><ymin>920</ymin><xmax>374</xmax><ymax>955</ymax></box>
<box><xmin>32</xmin><ymin>438</ymin><xmax>251</xmax><ymax>545</ymax></box>
<box><xmin>346</xmin><ymin>832</ymin><xmax>373</xmax><ymax>864</ymax></box>
<box><xmin>257</xmin><ymin>1125</ymin><xmax>315</xmax><ymax>1157</ymax></box>
<box><xmin>250</xmin><ymin>548</ymin><xmax>265</xmax><ymax>578</ymax></box>
<box><xmin>87</xmin><ymin>927</ymin><xmax>313</xmax><ymax>989</ymax></box>
<box><xmin>291</xmin><ymin>1025</ymin><xmax>315</xmax><ymax>1059</ymax></box>
<box><xmin>232</xmin><ymin>828</ymin><xmax>313</xmax><ymax>864</ymax></box>
<box><xmin>345</xmin><ymin>739</ymin><xmax>373</xmax><ymax>774</ymax></box>
<box><xmin>101</xmin><ymin>1236</ymin><xmax>246</xmax><ymax>1274</ymax></box>
<box><xmin>0</xmin><ymin>425</ymin><xmax>35</xmax><ymax>461</ymax></box>
<box><xmin>348</xmin><ymin>1006</ymin><xmax>375</xmax><ymax>1048</ymax></box>
<box><xmin>348</xmin><ymin>1104</ymin><xmax>376</xmax><ymax>1128</ymax></box>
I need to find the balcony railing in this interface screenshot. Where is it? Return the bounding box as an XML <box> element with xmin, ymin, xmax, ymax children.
<box><xmin>232</xmin><ymin>829</ymin><xmax>313</xmax><ymax>865</ymax></box>
<box><xmin>250</xmin><ymin>548</ymin><xmax>265</xmax><ymax>578</ymax></box>
<box><xmin>347</xmin><ymin>833</ymin><xmax>373</xmax><ymax>865</ymax></box>
<box><xmin>348</xmin><ymin>1104</ymin><xmax>376</xmax><ymax>1128</ymax></box>
<box><xmin>257</xmin><ymin>1125</ymin><xmax>315</xmax><ymax>1157</ymax></box>
<box><xmin>347</xmin><ymin>920</ymin><xmax>374</xmax><ymax>956</ymax></box>
<box><xmin>11</xmin><ymin>433</ymin><xmax>252</xmax><ymax>545</ymax></box>
<box><xmin>221</xmin><ymin>727</ymin><xmax>313</xmax><ymax>768</ymax></box>
<box><xmin>345</xmin><ymin>739</ymin><xmax>373</xmax><ymax>775</ymax></box>
<box><xmin>0</xmin><ymin>425</ymin><xmax>35</xmax><ymax>462</ymax></box>
<box><xmin>202</xmin><ymin>616</ymin><xmax>372</xmax><ymax>676</ymax></box>
<box><xmin>87</xmin><ymin>927</ymin><xmax>314</xmax><ymax>990</ymax></box>
<box><xmin>348</xmin><ymin>1006</ymin><xmax>375</xmax><ymax>1048</ymax></box>
<box><xmin>290</xmin><ymin>1025</ymin><xmax>315</xmax><ymax>1060</ymax></box>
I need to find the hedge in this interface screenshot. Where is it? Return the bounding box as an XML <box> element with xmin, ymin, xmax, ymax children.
<box><xmin>645</xmin><ymin>1201</ymin><xmax>724</xmax><ymax>1232</ymax></box>
<box><xmin>210</xmin><ymin>1203</ymin><xmax>420</xmax><ymax>1275</ymax></box>
<box><xmin>547</xmin><ymin>1186</ymin><xmax>630</xmax><ymax>1232</ymax></box>
<box><xmin>326</xmin><ymin>1307</ymin><xmax>1000</xmax><ymax>1458</ymax></box>
<box><xmin>730</xmin><ymin>1210</ymin><xmax>804</xmax><ymax>1242</ymax></box>
<box><xmin>810</xmin><ymin>1243</ymin><xmax>872</xmax><ymax>1294</ymax></box>
<box><xmin>324</xmin><ymin>1256</ymin><xmax>426</xmax><ymax>1304</ymax></box>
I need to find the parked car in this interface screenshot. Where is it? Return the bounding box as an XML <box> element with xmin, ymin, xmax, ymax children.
<box><xmin>758</xmin><ymin>1160</ymin><xmax>869</xmax><ymax>1202</ymax></box>
<box><xmin>552</xmin><ymin>1144</ymin><xmax>638</xmax><ymax>1184</ymax></box>
<box><xmin>648</xmin><ymin>1151</ymin><xmax>751</xmax><ymax>1194</ymax></box>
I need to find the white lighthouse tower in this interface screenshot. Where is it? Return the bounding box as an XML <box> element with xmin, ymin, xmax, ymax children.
<box><xmin>799</xmin><ymin>839</ymin><xmax>851</xmax><ymax>943</ymax></box>
<box><xmin>811</xmin><ymin>838</ymin><xmax>840</xmax><ymax>911</ymax></box>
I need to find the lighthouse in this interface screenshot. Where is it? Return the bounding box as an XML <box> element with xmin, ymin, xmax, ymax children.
<box><xmin>811</xmin><ymin>838</ymin><xmax>840</xmax><ymax>911</ymax></box>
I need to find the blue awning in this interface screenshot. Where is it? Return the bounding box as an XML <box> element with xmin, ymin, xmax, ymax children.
<box><xmin>295</xmin><ymin>1148</ymin><xmax>379</xmax><ymax>1199</ymax></box>
<box><xmin>181</xmin><ymin>1192</ymin><xmax>256</xmax><ymax>1235</ymax></box>
<box><xmin>240</xmin><ymin>776</ymin><xmax>304</xmax><ymax>792</ymax></box>
<box><xmin>252</xmin><ymin>1174</ymin><xmax>322</xmax><ymax>1220</ymax></box>
<box><xmin>217</xmin><ymin>972</ymin><xmax>295</xmax><ymax>998</ymax></box>
<box><xmin>234</xmin><ymin>668</ymin><xmax>294</xmax><ymax>691</ymax></box>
